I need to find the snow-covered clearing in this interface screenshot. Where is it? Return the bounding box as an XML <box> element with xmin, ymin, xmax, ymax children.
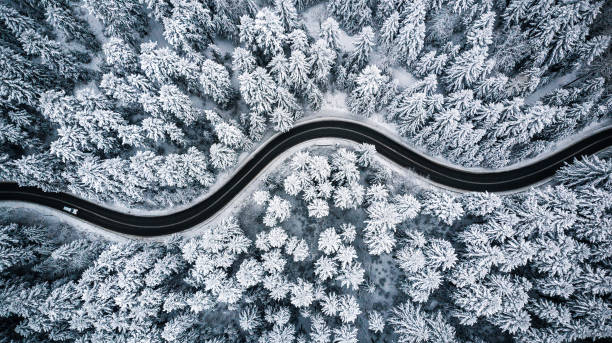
<box><xmin>143</xmin><ymin>18</ymin><xmax>169</xmax><ymax>47</ymax></box>
<box><xmin>390</xmin><ymin>67</ymin><xmax>418</xmax><ymax>88</ymax></box>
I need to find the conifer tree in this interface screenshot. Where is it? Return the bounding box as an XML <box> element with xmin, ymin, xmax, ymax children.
<box><xmin>82</xmin><ymin>0</ymin><xmax>146</xmax><ymax>43</ymax></box>
<box><xmin>209</xmin><ymin>143</ymin><xmax>237</xmax><ymax>170</ymax></box>
<box><xmin>200</xmin><ymin>59</ymin><xmax>232</xmax><ymax>105</ymax></box>
<box><xmin>421</xmin><ymin>191</ymin><xmax>464</xmax><ymax>225</ymax></box>
<box><xmin>102</xmin><ymin>37</ymin><xmax>138</xmax><ymax>73</ymax></box>
<box><xmin>414</xmin><ymin>51</ymin><xmax>449</xmax><ymax>77</ymax></box>
<box><xmin>328</xmin><ymin>0</ymin><xmax>372</xmax><ymax>33</ymax></box>
<box><xmin>0</xmin><ymin>4</ymin><xmax>37</xmax><ymax>36</ymax></box>
<box><xmin>239</xmin><ymin>67</ymin><xmax>278</xmax><ymax>115</ymax></box>
<box><xmin>309</xmin><ymin>40</ymin><xmax>336</xmax><ymax>83</ymax></box>
<box><xmin>269</xmin><ymin>54</ymin><xmax>291</xmax><ymax>87</ymax></box>
<box><xmin>392</xmin><ymin>0</ymin><xmax>427</xmax><ymax>66</ymax></box>
<box><xmin>0</xmin><ymin>47</ymin><xmax>47</xmax><ymax>108</ymax></box>
<box><xmin>19</xmin><ymin>30</ymin><xmax>83</xmax><ymax>80</ymax></box>
<box><xmin>443</xmin><ymin>47</ymin><xmax>491</xmax><ymax>91</ymax></box>
<box><xmin>232</xmin><ymin>47</ymin><xmax>257</xmax><ymax>74</ymax></box>
<box><xmin>348</xmin><ymin>65</ymin><xmax>389</xmax><ymax>117</ymax></box>
<box><xmin>320</xmin><ymin>17</ymin><xmax>341</xmax><ymax>51</ymax></box>
<box><xmin>140</xmin><ymin>41</ymin><xmax>199</xmax><ymax>86</ymax></box>
<box><xmin>270</xmin><ymin>107</ymin><xmax>294</xmax><ymax>133</ymax></box>
<box><xmin>557</xmin><ymin>155</ymin><xmax>612</xmax><ymax>190</ymax></box>
<box><xmin>348</xmin><ymin>26</ymin><xmax>375</xmax><ymax>72</ymax></box>
<box><xmin>162</xmin><ymin>0</ymin><xmax>212</xmax><ymax>53</ymax></box>
<box><xmin>275</xmin><ymin>0</ymin><xmax>299</xmax><ymax>31</ymax></box>
<box><xmin>466</xmin><ymin>11</ymin><xmax>496</xmax><ymax>49</ymax></box>
<box><xmin>379</xmin><ymin>11</ymin><xmax>400</xmax><ymax>51</ymax></box>
<box><xmin>288</xmin><ymin>51</ymin><xmax>311</xmax><ymax>90</ymax></box>
<box><xmin>239</xmin><ymin>8</ymin><xmax>286</xmax><ymax>57</ymax></box>
<box><xmin>45</xmin><ymin>4</ymin><xmax>98</xmax><ymax>49</ymax></box>
<box><xmin>159</xmin><ymin>84</ymin><xmax>201</xmax><ymax>124</ymax></box>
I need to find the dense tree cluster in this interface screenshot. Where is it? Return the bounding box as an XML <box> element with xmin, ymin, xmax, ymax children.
<box><xmin>0</xmin><ymin>1</ymin><xmax>610</xmax><ymax>341</ymax></box>
<box><xmin>0</xmin><ymin>0</ymin><xmax>255</xmax><ymax>207</ymax></box>
<box><xmin>1</xmin><ymin>0</ymin><xmax>609</xmax><ymax>209</ymax></box>
<box><xmin>2</xmin><ymin>147</ymin><xmax>611</xmax><ymax>342</ymax></box>
<box><xmin>376</xmin><ymin>0</ymin><xmax>611</xmax><ymax>167</ymax></box>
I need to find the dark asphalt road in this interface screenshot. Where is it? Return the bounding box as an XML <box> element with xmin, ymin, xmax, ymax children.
<box><xmin>1</xmin><ymin>120</ymin><xmax>611</xmax><ymax>236</ymax></box>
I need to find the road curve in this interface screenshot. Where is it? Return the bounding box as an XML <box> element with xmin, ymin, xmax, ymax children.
<box><xmin>1</xmin><ymin>119</ymin><xmax>611</xmax><ymax>236</ymax></box>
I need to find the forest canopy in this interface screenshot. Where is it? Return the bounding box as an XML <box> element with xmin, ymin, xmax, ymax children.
<box><xmin>0</xmin><ymin>0</ymin><xmax>611</xmax><ymax>342</ymax></box>
<box><xmin>1</xmin><ymin>147</ymin><xmax>611</xmax><ymax>342</ymax></box>
<box><xmin>0</xmin><ymin>0</ymin><xmax>610</xmax><ymax>209</ymax></box>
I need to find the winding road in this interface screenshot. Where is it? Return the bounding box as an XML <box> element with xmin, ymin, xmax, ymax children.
<box><xmin>1</xmin><ymin>119</ymin><xmax>611</xmax><ymax>236</ymax></box>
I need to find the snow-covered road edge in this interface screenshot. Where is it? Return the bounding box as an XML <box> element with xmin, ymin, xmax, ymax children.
<box><xmin>5</xmin><ymin>115</ymin><xmax>610</xmax><ymax>218</ymax></box>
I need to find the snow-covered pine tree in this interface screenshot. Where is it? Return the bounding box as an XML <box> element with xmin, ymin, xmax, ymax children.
<box><xmin>443</xmin><ymin>46</ymin><xmax>491</xmax><ymax>92</ymax></box>
<box><xmin>140</xmin><ymin>41</ymin><xmax>199</xmax><ymax>87</ymax></box>
<box><xmin>269</xmin><ymin>54</ymin><xmax>291</xmax><ymax>87</ymax></box>
<box><xmin>232</xmin><ymin>47</ymin><xmax>257</xmax><ymax>74</ymax></box>
<box><xmin>348</xmin><ymin>65</ymin><xmax>389</xmax><ymax>117</ymax></box>
<box><xmin>239</xmin><ymin>8</ymin><xmax>286</xmax><ymax>58</ymax></box>
<box><xmin>44</xmin><ymin>4</ymin><xmax>98</xmax><ymax>49</ymax></box>
<box><xmin>349</xmin><ymin>25</ymin><xmax>375</xmax><ymax>73</ymax></box>
<box><xmin>556</xmin><ymin>155</ymin><xmax>612</xmax><ymax>190</ymax></box>
<box><xmin>158</xmin><ymin>84</ymin><xmax>201</xmax><ymax>124</ymax></box>
<box><xmin>200</xmin><ymin>60</ymin><xmax>232</xmax><ymax>105</ymax></box>
<box><xmin>414</xmin><ymin>50</ymin><xmax>449</xmax><ymax>77</ymax></box>
<box><xmin>421</xmin><ymin>191</ymin><xmax>464</xmax><ymax>225</ymax></box>
<box><xmin>270</xmin><ymin>107</ymin><xmax>294</xmax><ymax>133</ymax></box>
<box><xmin>379</xmin><ymin>11</ymin><xmax>400</xmax><ymax>51</ymax></box>
<box><xmin>275</xmin><ymin>0</ymin><xmax>299</xmax><ymax>31</ymax></box>
<box><xmin>320</xmin><ymin>17</ymin><xmax>341</xmax><ymax>51</ymax></box>
<box><xmin>82</xmin><ymin>0</ymin><xmax>146</xmax><ymax>43</ymax></box>
<box><xmin>288</xmin><ymin>50</ymin><xmax>311</xmax><ymax>91</ymax></box>
<box><xmin>102</xmin><ymin>37</ymin><xmax>138</xmax><ymax>73</ymax></box>
<box><xmin>392</xmin><ymin>0</ymin><xmax>427</xmax><ymax>66</ymax></box>
<box><xmin>308</xmin><ymin>39</ymin><xmax>336</xmax><ymax>84</ymax></box>
<box><xmin>308</xmin><ymin>198</ymin><xmax>330</xmax><ymax>218</ymax></box>
<box><xmin>389</xmin><ymin>302</ymin><xmax>458</xmax><ymax>343</ymax></box>
<box><xmin>209</xmin><ymin>143</ymin><xmax>237</xmax><ymax>170</ymax></box>
<box><xmin>162</xmin><ymin>0</ymin><xmax>212</xmax><ymax>53</ymax></box>
<box><xmin>19</xmin><ymin>29</ymin><xmax>83</xmax><ymax>80</ymax></box>
<box><xmin>328</xmin><ymin>0</ymin><xmax>372</xmax><ymax>33</ymax></box>
<box><xmin>239</xmin><ymin>67</ymin><xmax>278</xmax><ymax>115</ymax></box>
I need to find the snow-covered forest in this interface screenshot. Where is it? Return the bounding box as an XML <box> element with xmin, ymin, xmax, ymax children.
<box><xmin>0</xmin><ymin>0</ymin><xmax>611</xmax><ymax>342</ymax></box>
<box><xmin>2</xmin><ymin>146</ymin><xmax>612</xmax><ymax>342</ymax></box>
<box><xmin>0</xmin><ymin>0</ymin><xmax>610</xmax><ymax>208</ymax></box>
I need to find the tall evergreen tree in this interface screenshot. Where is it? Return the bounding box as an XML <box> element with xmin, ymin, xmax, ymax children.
<box><xmin>392</xmin><ymin>0</ymin><xmax>427</xmax><ymax>66</ymax></box>
<box><xmin>239</xmin><ymin>67</ymin><xmax>278</xmax><ymax>115</ymax></box>
<box><xmin>275</xmin><ymin>0</ymin><xmax>299</xmax><ymax>31</ymax></box>
<box><xmin>348</xmin><ymin>26</ymin><xmax>375</xmax><ymax>72</ymax></box>
<box><xmin>82</xmin><ymin>0</ymin><xmax>147</xmax><ymax>43</ymax></box>
<box><xmin>239</xmin><ymin>8</ymin><xmax>286</xmax><ymax>58</ymax></box>
<box><xmin>328</xmin><ymin>0</ymin><xmax>372</xmax><ymax>33</ymax></box>
<box><xmin>200</xmin><ymin>60</ymin><xmax>232</xmax><ymax>105</ymax></box>
<box><xmin>348</xmin><ymin>65</ymin><xmax>390</xmax><ymax>117</ymax></box>
<box><xmin>320</xmin><ymin>17</ymin><xmax>341</xmax><ymax>51</ymax></box>
<box><xmin>162</xmin><ymin>0</ymin><xmax>213</xmax><ymax>53</ymax></box>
